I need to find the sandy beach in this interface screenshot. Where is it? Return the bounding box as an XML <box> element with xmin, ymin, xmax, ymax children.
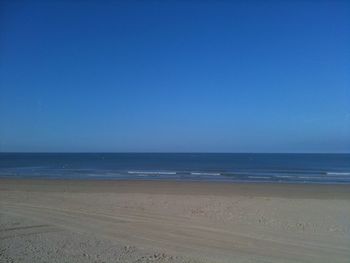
<box><xmin>1</xmin><ymin>179</ymin><xmax>350</xmax><ymax>263</ymax></box>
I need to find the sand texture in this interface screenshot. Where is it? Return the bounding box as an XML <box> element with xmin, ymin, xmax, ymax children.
<box><xmin>1</xmin><ymin>179</ymin><xmax>350</xmax><ymax>263</ymax></box>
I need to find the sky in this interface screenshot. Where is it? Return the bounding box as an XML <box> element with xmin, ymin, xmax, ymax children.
<box><xmin>0</xmin><ymin>0</ymin><xmax>349</xmax><ymax>153</ymax></box>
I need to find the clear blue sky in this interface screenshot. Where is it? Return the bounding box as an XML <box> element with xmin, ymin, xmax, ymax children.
<box><xmin>0</xmin><ymin>0</ymin><xmax>349</xmax><ymax>153</ymax></box>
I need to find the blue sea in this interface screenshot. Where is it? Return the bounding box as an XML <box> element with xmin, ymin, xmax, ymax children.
<box><xmin>0</xmin><ymin>153</ymin><xmax>350</xmax><ymax>184</ymax></box>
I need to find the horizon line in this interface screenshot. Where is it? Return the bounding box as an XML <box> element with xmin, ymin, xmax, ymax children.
<box><xmin>0</xmin><ymin>152</ymin><xmax>349</xmax><ymax>155</ymax></box>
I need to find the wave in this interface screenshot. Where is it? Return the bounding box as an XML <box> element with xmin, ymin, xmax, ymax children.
<box><xmin>298</xmin><ymin>176</ymin><xmax>328</xmax><ymax>179</ymax></box>
<box><xmin>275</xmin><ymin>175</ymin><xmax>293</xmax><ymax>178</ymax></box>
<box><xmin>248</xmin><ymin>176</ymin><xmax>271</xmax><ymax>179</ymax></box>
<box><xmin>298</xmin><ymin>176</ymin><xmax>350</xmax><ymax>180</ymax></box>
<box><xmin>128</xmin><ymin>171</ymin><xmax>177</xmax><ymax>175</ymax></box>
<box><xmin>191</xmin><ymin>172</ymin><xmax>221</xmax><ymax>176</ymax></box>
<box><xmin>326</xmin><ymin>172</ymin><xmax>350</xmax><ymax>176</ymax></box>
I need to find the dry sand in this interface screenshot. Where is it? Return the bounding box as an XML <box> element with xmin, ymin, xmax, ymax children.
<box><xmin>1</xmin><ymin>179</ymin><xmax>350</xmax><ymax>263</ymax></box>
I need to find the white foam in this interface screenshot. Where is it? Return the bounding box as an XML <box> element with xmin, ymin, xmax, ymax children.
<box><xmin>191</xmin><ymin>172</ymin><xmax>221</xmax><ymax>176</ymax></box>
<box><xmin>299</xmin><ymin>176</ymin><xmax>328</xmax><ymax>179</ymax></box>
<box><xmin>326</xmin><ymin>172</ymin><xmax>350</xmax><ymax>176</ymax></box>
<box><xmin>299</xmin><ymin>176</ymin><xmax>350</xmax><ymax>180</ymax></box>
<box><xmin>128</xmin><ymin>171</ymin><xmax>177</xmax><ymax>175</ymax></box>
<box><xmin>275</xmin><ymin>175</ymin><xmax>293</xmax><ymax>178</ymax></box>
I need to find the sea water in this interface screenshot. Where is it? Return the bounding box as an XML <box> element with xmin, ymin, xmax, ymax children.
<box><xmin>0</xmin><ymin>153</ymin><xmax>349</xmax><ymax>184</ymax></box>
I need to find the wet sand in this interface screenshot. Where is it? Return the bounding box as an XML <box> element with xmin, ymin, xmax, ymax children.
<box><xmin>1</xmin><ymin>179</ymin><xmax>350</xmax><ymax>262</ymax></box>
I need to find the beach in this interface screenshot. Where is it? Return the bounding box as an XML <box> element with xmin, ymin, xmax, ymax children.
<box><xmin>1</xmin><ymin>179</ymin><xmax>350</xmax><ymax>263</ymax></box>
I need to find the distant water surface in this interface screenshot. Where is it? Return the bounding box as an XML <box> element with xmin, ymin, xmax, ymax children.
<box><xmin>0</xmin><ymin>153</ymin><xmax>350</xmax><ymax>184</ymax></box>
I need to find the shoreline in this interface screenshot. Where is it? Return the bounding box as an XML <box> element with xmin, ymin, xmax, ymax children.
<box><xmin>1</xmin><ymin>178</ymin><xmax>350</xmax><ymax>199</ymax></box>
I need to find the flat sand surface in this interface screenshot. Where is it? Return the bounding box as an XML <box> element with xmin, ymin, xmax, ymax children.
<box><xmin>1</xmin><ymin>179</ymin><xmax>350</xmax><ymax>263</ymax></box>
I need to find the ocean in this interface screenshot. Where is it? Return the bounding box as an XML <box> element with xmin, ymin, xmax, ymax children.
<box><xmin>0</xmin><ymin>153</ymin><xmax>349</xmax><ymax>184</ymax></box>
